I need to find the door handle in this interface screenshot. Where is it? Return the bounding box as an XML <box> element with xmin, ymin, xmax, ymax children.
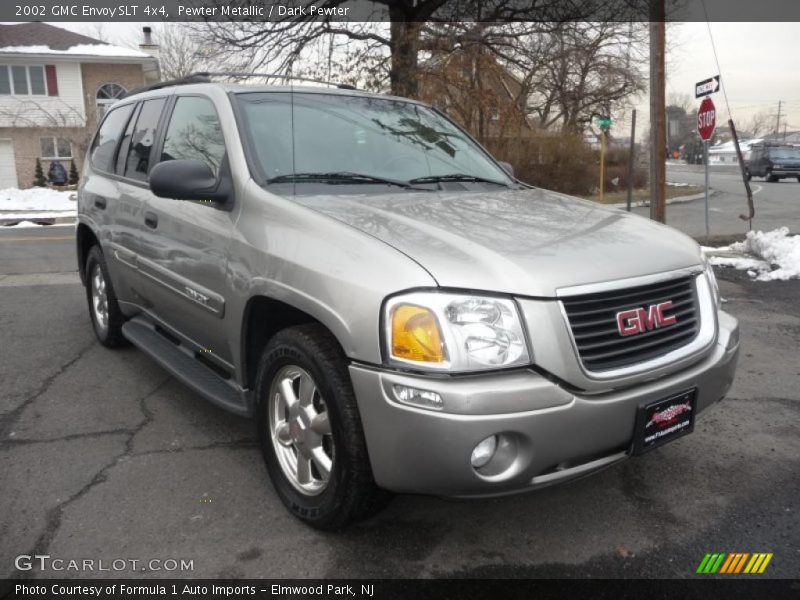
<box><xmin>94</xmin><ymin>197</ymin><xmax>106</xmax><ymax>209</ymax></box>
<box><xmin>144</xmin><ymin>211</ymin><xmax>158</xmax><ymax>229</ymax></box>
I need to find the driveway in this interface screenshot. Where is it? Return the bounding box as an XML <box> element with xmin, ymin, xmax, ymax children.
<box><xmin>1</xmin><ymin>226</ymin><xmax>798</xmax><ymax>581</ymax></box>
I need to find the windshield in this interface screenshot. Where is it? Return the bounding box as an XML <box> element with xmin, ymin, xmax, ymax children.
<box><xmin>770</xmin><ymin>147</ymin><xmax>800</xmax><ymax>160</ymax></box>
<box><xmin>235</xmin><ymin>92</ymin><xmax>512</xmax><ymax>191</ymax></box>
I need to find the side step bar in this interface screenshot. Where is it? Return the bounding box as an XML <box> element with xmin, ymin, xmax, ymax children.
<box><xmin>122</xmin><ymin>317</ymin><xmax>252</xmax><ymax>417</ymax></box>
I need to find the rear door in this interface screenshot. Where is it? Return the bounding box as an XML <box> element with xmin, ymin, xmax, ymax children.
<box><xmin>137</xmin><ymin>94</ymin><xmax>236</xmax><ymax>370</ymax></box>
<box><xmin>111</xmin><ymin>97</ymin><xmax>169</xmax><ymax>305</ymax></box>
<box><xmin>82</xmin><ymin>102</ymin><xmax>139</xmax><ymax>304</ymax></box>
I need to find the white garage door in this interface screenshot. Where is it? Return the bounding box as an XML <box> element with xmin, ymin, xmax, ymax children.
<box><xmin>0</xmin><ymin>140</ymin><xmax>18</xmax><ymax>189</ymax></box>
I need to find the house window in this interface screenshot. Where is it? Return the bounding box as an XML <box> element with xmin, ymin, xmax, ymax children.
<box><xmin>40</xmin><ymin>137</ymin><xmax>72</xmax><ymax>159</ymax></box>
<box><xmin>0</xmin><ymin>65</ymin><xmax>48</xmax><ymax>95</ymax></box>
<box><xmin>96</xmin><ymin>83</ymin><xmax>127</xmax><ymax>117</ymax></box>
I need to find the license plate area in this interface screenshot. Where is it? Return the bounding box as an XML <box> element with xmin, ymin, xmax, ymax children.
<box><xmin>631</xmin><ymin>388</ymin><xmax>696</xmax><ymax>455</ymax></box>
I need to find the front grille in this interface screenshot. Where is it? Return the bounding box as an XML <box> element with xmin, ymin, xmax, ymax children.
<box><xmin>561</xmin><ymin>275</ymin><xmax>699</xmax><ymax>372</ymax></box>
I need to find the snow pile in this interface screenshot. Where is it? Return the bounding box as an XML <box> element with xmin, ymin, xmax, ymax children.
<box><xmin>704</xmin><ymin>227</ymin><xmax>800</xmax><ymax>281</ymax></box>
<box><xmin>0</xmin><ymin>187</ymin><xmax>75</xmax><ymax>213</ymax></box>
<box><xmin>6</xmin><ymin>220</ymin><xmax>46</xmax><ymax>228</ymax></box>
<box><xmin>0</xmin><ymin>44</ymin><xmax>150</xmax><ymax>58</ymax></box>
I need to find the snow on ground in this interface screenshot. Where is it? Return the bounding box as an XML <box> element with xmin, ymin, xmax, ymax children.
<box><xmin>0</xmin><ymin>187</ymin><xmax>76</xmax><ymax>213</ymax></box>
<box><xmin>703</xmin><ymin>227</ymin><xmax>800</xmax><ymax>281</ymax></box>
<box><xmin>6</xmin><ymin>220</ymin><xmax>47</xmax><ymax>228</ymax></box>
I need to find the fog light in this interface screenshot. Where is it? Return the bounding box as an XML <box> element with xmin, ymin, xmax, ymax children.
<box><xmin>471</xmin><ymin>435</ymin><xmax>498</xmax><ymax>468</ymax></box>
<box><xmin>392</xmin><ymin>385</ymin><xmax>443</xmax><ymax>411</ymax></box>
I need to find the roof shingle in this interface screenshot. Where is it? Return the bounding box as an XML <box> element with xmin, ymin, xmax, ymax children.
<box><xmin>0</xmin><ymin>22</ymin><xmax>104</xmax><ymax>51</ymax></box>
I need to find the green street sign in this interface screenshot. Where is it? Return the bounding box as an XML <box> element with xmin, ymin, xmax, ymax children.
<box><xmin>596</xmin><ymin>118</ymin><xmax>613</xmax><ymax>128</ymax></box>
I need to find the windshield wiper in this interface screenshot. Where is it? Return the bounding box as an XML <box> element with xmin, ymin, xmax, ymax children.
<box><xmin>266</xmin><ymin>172</ymin><xmax>428</xmax><ymax>190</ymax></box>
<box><xmin>409</xmin><ymin>173</ymin><xmax>511</xmax><ymax>187</ymax></box>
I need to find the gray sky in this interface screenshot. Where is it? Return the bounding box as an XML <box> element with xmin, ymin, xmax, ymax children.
<box><xmin>53</xmin><ymin>21</ymin><xmax>800</xmax><ymax>137</ymax></box>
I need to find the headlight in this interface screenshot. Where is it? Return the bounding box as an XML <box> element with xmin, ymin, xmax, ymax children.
<box><xmin>702</xmin><ymin>256</ymin><xmax>721</xmax><ymax>308</ymax></box>
<box><xmin>384</xmin><ymin>292</ymin><xmax>531</xmax><ymax>372</ymax></box>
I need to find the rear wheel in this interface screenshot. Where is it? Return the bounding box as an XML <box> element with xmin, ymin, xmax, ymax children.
<box><xmin>85</xmin><ymin>245</ymin><xmax>127</xmax><ymax>348</ymax></box>
<box><xmin>255</xmin><ymin>324</ymin><xmax>390</xmax><ymax>530</ymax></box>
<box><xmin>745</xmin><ymin>170</ymin><xmax>752</xmax><ymax>181</ymax></box>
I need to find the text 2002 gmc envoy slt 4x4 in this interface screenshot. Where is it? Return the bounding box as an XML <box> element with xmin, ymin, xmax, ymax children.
<box><xmin>76</xmin><ymin>77</ymin><xmax>740</xmax><ymax>529</ymax></box>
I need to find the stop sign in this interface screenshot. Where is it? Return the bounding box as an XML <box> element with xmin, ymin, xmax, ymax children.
<box><xmin>697</xmin><ymin>97</ymin><xmax>716</xmax><ymax>141</ymax></box>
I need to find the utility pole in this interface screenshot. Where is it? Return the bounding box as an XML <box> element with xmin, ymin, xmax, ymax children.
<box><xmin>649</xmin><ymin>3</ymin><xmax>666</xmax><ymax>223</ymax></box>
<box><xmin>626</xmin><ymin>109</ymin><xmax>637</xmax><ymax>212</ymax></box>
<box><xmin>775</xmin><ymin>100</ymin><xmax>782</xmax><ymax>136</ymax></box>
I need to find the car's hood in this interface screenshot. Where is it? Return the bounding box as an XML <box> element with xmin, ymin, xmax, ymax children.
<box><xmin>292</xmin><ymin>188</ymin><xmax>703</xmax><ymax>297</ymax></box>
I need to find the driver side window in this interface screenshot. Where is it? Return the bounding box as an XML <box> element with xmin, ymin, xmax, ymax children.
<box><xmin>160</xmin><ymin>96</ymin><xmax>226</xmax><ymax>176</ymax></box>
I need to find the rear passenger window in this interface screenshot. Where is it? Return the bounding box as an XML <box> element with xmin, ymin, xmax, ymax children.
<box><xmin>160</xmin><ymin>96</ymin><xmax>226</xmax><ymax>176</ymax></box>
<box><xmin>121</xmin><ymin>98</ymin><xmax>166</xmax><ymax>181</ymax></box>
<box><xmin>90</xmin><ymin>104</ymin><xmax>134</xmax><ymax>172</ymax></box>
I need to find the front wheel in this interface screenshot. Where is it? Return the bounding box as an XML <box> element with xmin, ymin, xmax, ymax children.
<box><xmin>255</xmin><ymin>324</ymin><xmax>390</xmax><ymax>530</ymax></box>
<box><xmin>766</xmin><ymin>171</ymin><xmax>778</xmax><ymax>182</ymax></box>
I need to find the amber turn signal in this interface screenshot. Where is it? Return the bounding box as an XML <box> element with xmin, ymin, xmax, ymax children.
<box><xmin>391</xmin><ymin>304</ymin><xmax>446</xmax><ymax>363</ymax></box>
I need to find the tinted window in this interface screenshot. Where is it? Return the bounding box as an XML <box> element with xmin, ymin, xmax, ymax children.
<box><xmin>122</xmin><ymin>98</ymin><xmax>166</xmax><ymax>181</ymax></box>
<box><xmin>115</xmin><ymin>102</ymin><xmax>141</xmax><ymax>175</ymax></box>
<box><xmin>90</xmin><ymin>103</ymin><xmax>135</xmax><ymax>172</ymax></box>
<box><xmin>160</xmin><ymin>97</ymin><xmax>225</xmax><ymax>176</ymax></box>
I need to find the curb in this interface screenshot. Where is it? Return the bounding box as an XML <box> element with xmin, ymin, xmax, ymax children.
<box><xmin>608</xmin><ymin>189</ymin><xmax>719</xmax><ymax>209</ymax></box>
<box><xmin>0</xmin><ymin>215</ymin><xmax>76</xmax><ymax>227</ymax></box>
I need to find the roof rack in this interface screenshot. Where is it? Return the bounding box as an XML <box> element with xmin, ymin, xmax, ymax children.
<box><xmin>190</xmin><ymin>71</ymin><xmax>357</xmax><ymax>90</ymax></box>
<box><xmin>118</xmin><ymin>71</ymin><xmax>357</xmax><ymax>100</ymax></box>
<box><xmin>120</xmin><ymin>73</ymin><xmax>211</xmax><ymax>98</ymax></box>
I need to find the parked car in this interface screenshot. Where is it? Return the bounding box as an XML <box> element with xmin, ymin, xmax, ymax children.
<box><xmin>76</xmin><ymin>76</ymin><xmax>740</xmax><ymax>529</ymax></box>
<box><xmin>745</xmin><ymin>142</ymin><xmax>800</xmax><ymax>182</ymax></box>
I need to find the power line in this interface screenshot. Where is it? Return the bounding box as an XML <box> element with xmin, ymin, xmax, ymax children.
<box><xmin>700</xmin><ymin>1</ymin><xmax>732</xmax><ymax>118</ymax></box>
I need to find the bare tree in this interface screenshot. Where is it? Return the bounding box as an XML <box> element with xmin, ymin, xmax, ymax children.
<box><xmin>0</xmin><ymin>99</ymin><xmax>94</xmax><ymax>165</ymax></box>
<box><xmin>198</xmin><ymin>0</ymin><xmax>647</xmax><ymax>98</ymax></box>
<box><xmin>523</xmin><ymin>22</ymin><xmax>647</xmax><ymax>133</ymax></box>
<box><xmin>667</xmin><ymin>92</ymin><xmax>693</xmax><ymax>114</ymax></box>
<box><xmin>148</xmin><ymin>24</ymin><xmax>261</xmax><ymax>80</ymax></box>
<box><xmin>740</xmin><ymin>110</ymin><xmax>773</xmax><ymax>139</ymax></box>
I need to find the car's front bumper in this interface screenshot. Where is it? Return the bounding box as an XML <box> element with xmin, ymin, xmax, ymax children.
<box><xmin>771</xmin><ymin>168</ymin><xmax>800</xmax><ymax>177</ymax></box>
<box><xmin>350</xmin><ymin>311</ymin><xmax>739</xmax><ymax>497</ymax></box>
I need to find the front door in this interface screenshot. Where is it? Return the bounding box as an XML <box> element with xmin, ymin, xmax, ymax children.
<box><xmin>137</xmin><ymin>95</ymin><xmax>236</xmax><ymax>370</ymax></box>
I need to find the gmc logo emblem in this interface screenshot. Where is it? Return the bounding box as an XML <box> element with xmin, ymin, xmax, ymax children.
<box><xmin>616</xmin><ymin>301</ymin><xmax>677</xmax><ymax>336</ymax></box>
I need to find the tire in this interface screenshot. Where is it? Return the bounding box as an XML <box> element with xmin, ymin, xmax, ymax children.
<box><xmin>255</xmin><ymin>323</ymin><xmax>390</xmax><ymax>530</ymax></box>
<box><xmin>796</xmin><ymin>177</ymin><xmax>800</xmax><ymax>183</ymax></box>
<box><xmin>745</xmin><ymin>170</ymin><xmax>752</xmax><ymax>181</ymax></box>
<box><xmin>766</xmin><ymin>171</ymin><xmax>778</xmax><ymax>182</ymax></box>
<box><xmin>84</xmin><ymin>245</ymin><xmax>127</xmax><ymax>348</ymax></box>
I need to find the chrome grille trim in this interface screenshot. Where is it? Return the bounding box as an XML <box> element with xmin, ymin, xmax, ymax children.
<box><xmin>556</xmin><ymin>266</ymin><xmax>717</xmax><ymax>381</ymax></box>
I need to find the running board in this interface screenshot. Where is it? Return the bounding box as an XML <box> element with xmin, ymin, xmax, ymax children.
<box><xmin>122</xmin><ymin>317</ymin><xmax>251</xmax><ymax>417</ymax></box>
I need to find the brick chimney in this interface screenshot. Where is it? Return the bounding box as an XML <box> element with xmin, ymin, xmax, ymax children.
<box><xmin>138</xmin><ymin>26</ymin><xmax>161</xmax><ymax>84</ymax></box>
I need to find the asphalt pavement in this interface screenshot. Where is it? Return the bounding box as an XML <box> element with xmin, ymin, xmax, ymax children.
<box><xmin>0</xmin><ymin>216</ymin><xmax>798</xmax><ymax>581</ymax></box>
<box><xmin>633</xmin><ymin>165</ymin><xmax>800</xmax><ymax>238</ymax></box>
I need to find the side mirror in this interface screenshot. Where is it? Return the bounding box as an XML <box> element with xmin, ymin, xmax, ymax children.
<box><xmin>498</xmin><ymin>161</ymin><xmax>514</xmax><ymax>177</ymax></box>
<box><xmin>149</xmin><ymin>159</ymin><xmax>229</xmax><ymax>203</ymax></box>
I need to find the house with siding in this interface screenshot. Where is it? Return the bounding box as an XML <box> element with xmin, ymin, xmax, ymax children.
<box><xmin>0</xmin><ymin>23</ymin><xmax>160</xmax><ymax>188</ymax></box>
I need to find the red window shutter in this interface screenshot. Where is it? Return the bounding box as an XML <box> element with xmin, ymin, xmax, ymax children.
<box><xmin>45</xmin><ymin>65</ymin><xmax>58</xmax><ymax>96</ymax></box>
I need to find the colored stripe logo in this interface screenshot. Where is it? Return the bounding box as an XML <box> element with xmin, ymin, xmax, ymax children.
<box><xmin>696</xmin><ymin>552</ymin><xmax>773</xmax><ymax>574</ymax></box>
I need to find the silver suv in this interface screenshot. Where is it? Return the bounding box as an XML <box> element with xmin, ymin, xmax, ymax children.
<box><xmin>77</xmin><ymin>77</ymin><xmax>740</xmax><ymax>529</ymax></box>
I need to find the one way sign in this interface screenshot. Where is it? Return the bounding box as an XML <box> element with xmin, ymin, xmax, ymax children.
<box><xmin>695</xmin><ymin>75</ymin><xmax>720</xmax><ymax>98</ymax></box>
